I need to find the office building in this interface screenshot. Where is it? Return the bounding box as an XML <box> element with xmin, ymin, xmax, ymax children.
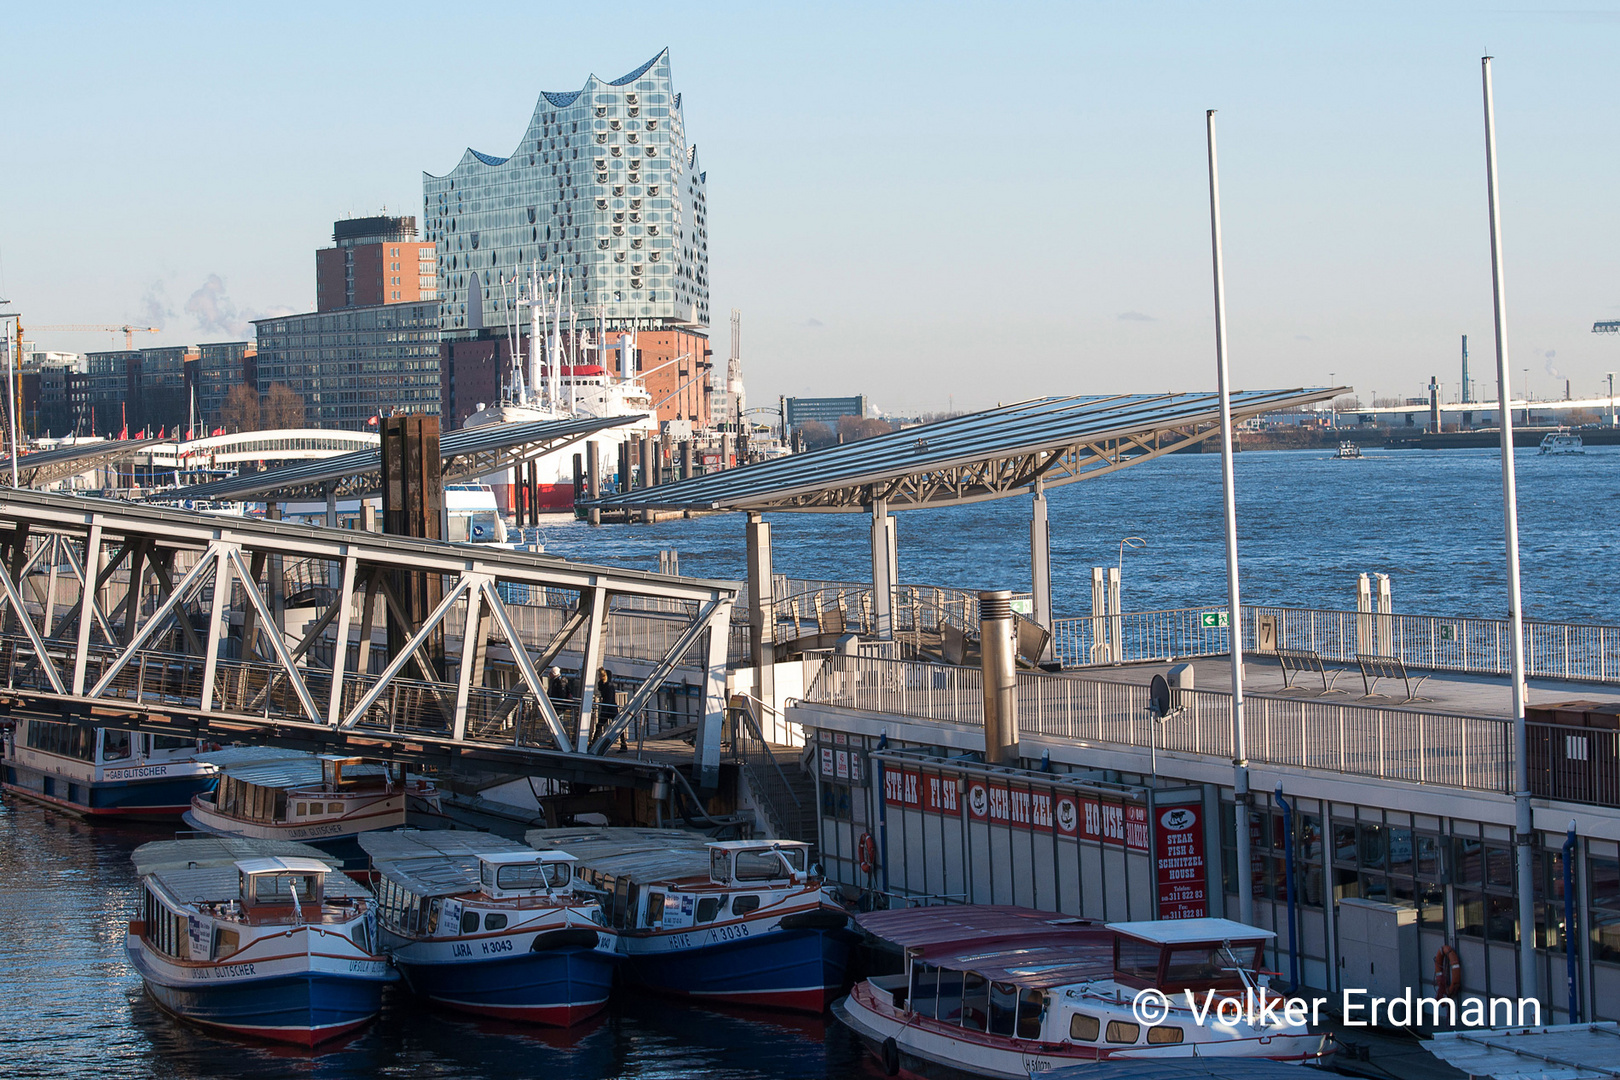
<box><xmin>785</xmin><ymin>395</ymin><xmax>869</xmax><ymax>432</ymax></box>
<box><xmin>316</xmin><ymin>216</ymin><xmax>437</xmax><ymax>312</ymax></box>
<box><xmin>254</xmin><ymin>302</ymin><xmax>440</xmax><ymax>429</ymax></box>
<box><xmin>195</xmin><ymin>342</ymin><xmax>256</xmax><ymax>429</ymax></box>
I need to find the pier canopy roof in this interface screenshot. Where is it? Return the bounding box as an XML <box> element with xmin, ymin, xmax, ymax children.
<box><xmin>17</xmin><ymin>437</ymin><xmax>164</xmax><ymax>489</ymax></box>
<box><xmin>593</xmin><ymin>388</ymin><xmax>1341</xmax><ymax>513</ymax></box>
<box><xmin>153</xmin><ymin>414</ymin><xmax>643</xmax><ymax>503</ymax></box>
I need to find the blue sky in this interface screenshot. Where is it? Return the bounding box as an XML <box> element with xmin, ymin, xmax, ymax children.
<box><xmin>6</xmin><ymin>2</ymin><xmax>1620</xmax><ymax>415</ymax></box>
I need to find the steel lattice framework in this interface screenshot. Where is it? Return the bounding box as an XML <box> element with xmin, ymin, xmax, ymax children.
<box><xmin>593</xmin><ymin>389</ymin><xmax>1342</xmax><ymax>512</ymax></box>
<box><xmin>15</xmin><ymin>438</ymin><xmax>166</xmax><ymax>490</ymax></box>
<box><xmin>0</xmin><ymin>490</ymin><xmax>737</xmax><ymax>783</ymax></box>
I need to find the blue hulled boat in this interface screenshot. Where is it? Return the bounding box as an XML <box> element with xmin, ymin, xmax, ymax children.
<box><xmin>2</xmin><ymin>718</ymin><xmax>215</xmax><ymax>820</ymax></box>
<box><xmin>362</xmin><ymin>830</ymin><xmax>620</xmax><ymax>1026</ymax></box>
<box><xmin>527</xmin><ymin>828</ymin><xmax>856</xmax><ymax>1013</ymax></box>
<box><xmin>125</xmin><ymin>837</ymin><xmax>394</xmax><ymax>1047</ymax></box>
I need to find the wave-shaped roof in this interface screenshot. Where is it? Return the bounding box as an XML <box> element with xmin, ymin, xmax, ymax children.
<box><xmin>430</xmin><ymin>49</ymin><xmax>673</xmax><ymax>179</ymax></box>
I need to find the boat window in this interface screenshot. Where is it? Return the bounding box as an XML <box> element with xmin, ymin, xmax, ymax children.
<box><xmin>152</xmin><ymin>734</ymin><xmax>193</xmax><ymax>752</ymax></box>
<box><xmin>484</xmin><ymin>913</ymin><xmax>508</xmax><ymax>932</ymax></box>
<box><xmin>1016</xmin><ymin>988</ymin><xmax>1047</xmax><ymax>1039</ymax></box>
<box><xmin>462</xmin><ymin>910</ymin><xmax>479</xmax><ymax>934</ymax></box>
<box><xmin>544</xmin><ymin>862</ymin><xmax>571</xmax><ymax>889</ymax></box>
<box><xmin>212</xmin><ymin>927</ymin><xmax>239</xmax><ymax>959</ymax></box>
<box><xmin>910</xmin><ymin>962</ymin><xmax>941</xmax><ymax>1019</ymax></box>
<box><xmin>696</xmin><ymin>896</ymin><xmax>721</xmax><ymax>922</ymax></box>
<box><xmin>328</xmin><ymin>802</ymin><xmax>343</xmax><ymax>815</ymax></box>
<box><xmin>1162</xmin><ymin>946</ymin><xmax>1233</xmax><ymax>988</ymax></box>
<box><xmin>101</xmin><ymin>729</ymin><xmax>132</xmax><ymax>762</ymax></box>
<box><xmin>731</xmin><ymin>895</ymin><xmax>760</xmax><ymax>916</ymax></box>
<box><xmin>960</xmin><ymin>971</ymin><xmax>989</xmax><ymax>1031</ymax></box>
<box><xmin>646</xmin><ymin>893</ymin><xmax>666</xmax><ymax>926</ymax></box>
<box><xmin>735</xmin><ymin>847</ymin><xmax>803</xmax><ymax>881</ymax></box>
<box><xmin>1115</xmin><ymin>938</ymin><xmax>1161</xmax><ymax>982</ymax></box>
<box><xmin>1070</xmin><ymin>1013</ymin><xmax>1100</xmax><ymax>1041</ymax></box>
<box><xmin>427</xmin><ymin>899</ymin><xmax>441</xmax><ymax>935</ymax></box>
<box><xmin>1105</xmin><ymin>1020</ymin><xmax>1141</xmax><ymax>1044</ymax></box>
<box><xmin>710</xmin><ymin>850</ymin><xmax>730</xmax><ymax>881</ymax></box>
<box><xmin>1147</xmin><ymin>1024</ymin><xmax>1185</xmax><ymax>1045</ymax></box>
<box><xmin>294</xmin><ymin>802</ymin><xmax>306</xmax><ymax>816</ymax></box>
<box><xmin>989</xmin><ymin>981</ymin><xmax>1018</xmax><ymax>1036</ymax></box>
<box><xmin>932</xmin><ymin>967</ymin><xmax>964</xmax><ymax>1024</ymax></box>
<box><xmin>496</xmin><ymin>861</ymin><xmax>552</xmax><ymax>891</ymax></box>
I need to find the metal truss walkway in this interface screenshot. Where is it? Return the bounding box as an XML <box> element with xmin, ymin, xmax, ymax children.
<box><xmin>0</xmin><ymin>490</ymin><xmax>738</xmax><ymax>785</ymax></box>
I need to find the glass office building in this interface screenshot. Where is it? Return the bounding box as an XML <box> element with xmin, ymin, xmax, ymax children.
<box><xmin>253</xmin><ymin>303</ymin><xmax>441</xmax><ymax>429</ymax></box>
<box><xmin>422</xmin><ymin>48</ymin><xmax>710</xmax><ymax>335</ymax></box>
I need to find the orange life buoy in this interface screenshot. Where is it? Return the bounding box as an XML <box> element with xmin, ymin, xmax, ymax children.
<box><xmin>857</xmin><ymin>832</ymin><xmax>878</xmax><ymax>875</ymax></box>
<box><xmin>1434</xmin><ymin>943</ymin><xmax>1462</xmax><ymax>999</ymax></box>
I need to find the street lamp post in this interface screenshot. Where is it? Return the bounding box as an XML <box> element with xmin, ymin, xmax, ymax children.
<box><xmin>1608</xmin><ymin>372</ymin><xmax>1615</xmax><ymax>428</ymax></box>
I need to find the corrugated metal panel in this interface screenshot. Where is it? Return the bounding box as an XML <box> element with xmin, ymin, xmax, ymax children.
<box><xmin>156</xmin><ymin>414</ymin><xmax>641</xmax><ymax>502</ymax></box>
<box><xmin>593</xmin><ymin>388</ymin><xmax>1340</xmax><ymax>512</ymax></box>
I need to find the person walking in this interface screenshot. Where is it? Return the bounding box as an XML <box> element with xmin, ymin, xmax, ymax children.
<box><xmin>594</xmin><ymin>667</ymin><xmax>625</xmax><ymax>751</ymax></box>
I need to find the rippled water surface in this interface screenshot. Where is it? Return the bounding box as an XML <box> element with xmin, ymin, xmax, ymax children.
<box><xmin>0</xmin><ymin>803</ymin><xmax>871</xmax><ymax>1079</ymax></box>
<box><xmin>537</xmin><ymin>445</ymin><xmax>1620</xmax><ymax>623</ymax></box>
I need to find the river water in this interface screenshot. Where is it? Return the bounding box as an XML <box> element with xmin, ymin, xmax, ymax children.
<box><xmin>2</xmin><ymin>444</ymin><xmax>1615</xmax><ymax>1077</ymax></box>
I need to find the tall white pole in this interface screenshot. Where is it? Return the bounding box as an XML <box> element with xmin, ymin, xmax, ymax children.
<box><xmin>1481</xmin><ymin>55</ymin><xmax>1538</xmax><ymax>1004</ymax></box>
<box><xmin>1207</xmin><ymin>109</ymin><xmax>1252</xmax><ymax>926</ymax></box>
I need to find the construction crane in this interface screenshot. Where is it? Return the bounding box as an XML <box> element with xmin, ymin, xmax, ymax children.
<box><xmin>30</xmin><ymin>325</ymin><xmax>159</xmax><ymax>350</ymax></box>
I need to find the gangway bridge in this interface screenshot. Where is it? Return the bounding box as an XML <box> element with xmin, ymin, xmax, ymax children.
<box><xmin>0</xmin><ymin>489</ymin><xmax>737</xmax><ymax>788</ymax></box>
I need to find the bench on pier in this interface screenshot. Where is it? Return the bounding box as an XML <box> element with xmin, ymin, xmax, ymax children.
<box><xmin>1274</xmin><ymin>649</ymin><xmax>1347</xmax><ymax>693</ymax></box>
<box><xmin>1356</xmin><ymin>654</ymin><xmax>1431</xmax><ymax>702</ymax></box>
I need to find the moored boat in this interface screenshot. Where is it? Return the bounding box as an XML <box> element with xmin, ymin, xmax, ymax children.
<box><xmin>527</xmin><ymin>827</ymin><xmax>856</xmax><ymax>1013</ymax></box>
<box><xmin>1</xmin><ymin>717</ymin><xmax>215</xmax><ymax>820</ymax></box>
<box><xmin>834</xmin><ymin>906</ymin><xmax>1329</xmax><ymax>1078</ymax></box>
<box><xmin>184</xmin><ymin>748</ymin><xmax>444</xmax><ymax>877</ymax></box>
<box><xmin>361</xmin><ymin>830</ymin><xmax>620</xmax><ymax>1026</ymax></box>
<box><xmin>124</xmin><ymin>837</ymin><xmax>394</xmax><ymax>1047</ymax></box>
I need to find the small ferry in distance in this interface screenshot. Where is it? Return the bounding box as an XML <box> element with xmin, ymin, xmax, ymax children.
<box><xmin>527</xmin><ymin>828</ymin><xmax>856</xmax><ymax>1013</ymax></box>
<box><xmin>1</xmin><ymin>717</ymin><xmax>215</xmax><ymax>819</ymax></box>
<box><xmin>185</xmin><ymin>748</ymin><xmax>444</xmax><ymax>876</ymax></box>
<box><xmin>834</xmin><ymin>907</ymin><xmax>1328</xmax><ymax>1078</ymax></box>
<box><xmin>1334</xmin><ymin>440</ymin><xmax>1363</xmax><ymax>459</ymax></box>
<box><xmin>125</xmin><ymin>837</ymin><xmax>393</xmax><ymax>1047</ymax></box>
<box><xmin>1539</xmin><ymin>429</ymin><xmax>1585</xmax><ymax>455</ymax></box>
<box><xmin>361</xmin><ymin>830</ymin><xmax>620</xmax><ymax>1026</ymax></box>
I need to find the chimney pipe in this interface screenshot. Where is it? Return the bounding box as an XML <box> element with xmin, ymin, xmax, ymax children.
<box><xmin>979</xmin><ymin>590</ymin><xmax>1018</xmax><ymax>765</ymax></box>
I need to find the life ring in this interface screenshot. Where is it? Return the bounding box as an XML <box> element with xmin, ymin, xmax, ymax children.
<box><xmin>880</xmin><ymin>1035</ymin><xmax>900</xmax><ymax>1077</ymax></box>
<box><xmin>858</xmin><ymin>832</ymin><xmax>878</xmax><ymax>875</ymax></box>
<box><xmin>1434</xmin><ymin>943</ymin><xmax>1462</xmax><ymax>1000</ymax></box>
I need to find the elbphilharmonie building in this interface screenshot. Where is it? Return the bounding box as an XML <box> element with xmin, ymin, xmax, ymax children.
<box><xmin>422</xmin><ymin>49</ymin><xmax>710</xmax><ymax>334</ymax></box>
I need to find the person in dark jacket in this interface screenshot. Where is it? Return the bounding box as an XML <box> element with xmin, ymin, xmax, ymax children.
<box><xmin>595</xmin><ymin>667</ymin><xmax>624</xmax><ymax>751</ymax></box>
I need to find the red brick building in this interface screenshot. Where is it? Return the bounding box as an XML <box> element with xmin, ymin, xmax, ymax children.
<box><xmin>316</xmin><ymin>216</ymin><xmax>436</xmax><ymax>312</ymax></box>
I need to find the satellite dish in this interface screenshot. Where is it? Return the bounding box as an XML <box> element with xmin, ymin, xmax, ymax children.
<box><xmin>1149</xmin><ymin>674</ymin><xmax>1171</xmax><ymax>718</ymax></box>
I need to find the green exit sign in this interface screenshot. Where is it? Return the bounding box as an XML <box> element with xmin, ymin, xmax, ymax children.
<box><xmin>1201</xmin><ymin>611</ymin><xmax>1229</xmax><ymax>628</ymax></box>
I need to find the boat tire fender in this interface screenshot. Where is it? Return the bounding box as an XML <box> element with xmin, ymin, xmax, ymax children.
<box><xmin>1434</xmin><ymin>943</ymin><xmax>1462</xmax><ymax>1000</ymax></box>
<box><xmin>778</xmin><ymin>910</ymin><xmax>850</xmax><ymax>932</ymax></box>
<box><xmin>858</xmin><ymin>832</ymin><xmax>878</xmax><ymax>875</ymax></box>
<box><xmin>531</xmin><ymin>927</ymin><xmax>605</xmax><ymax>952</ymax></box>
<box><xmin>880</xmin><ymin>1036</ymin><xmax>900</xmax><ymax>1077</ymax></box>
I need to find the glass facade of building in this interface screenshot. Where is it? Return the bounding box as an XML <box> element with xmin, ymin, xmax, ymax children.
<box><xmin>196</xmin><ymin>341</ymin><xmax>254</xmax><ymax>430</ymax></box>
<box><xmin>422</xmin><ymin>48</ymin><xmax>709</xmax><ymax>334</ymax></box>
<box><xmin>253</xmin><ymin>303</ymin><xmax>440</xmax><ymax>429</ymax></box>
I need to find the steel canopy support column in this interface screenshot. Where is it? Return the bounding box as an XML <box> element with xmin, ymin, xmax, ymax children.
<box><xmin>1030</xmin><ymin>479</ymin><xmax>1053</xmax><ymax>661</ymax></box>
<box><xmin>326</xmin><ymin>553</ymin><xmax>358</xmax><ymax>724</ymax></box>
<box><xmin>1482</xmin><ymin>55</ymin><xmax>1538</xmax><ymax>1003</ymax></box>
<box><xmin>694</xmin><ymin>597</ymin><xmax>735</xmax><ymax>788</ymax></box>
<box><xmin>72</xmin><ymin>523</ymin><xmax>102</xmax><ymax>695</ymax></box>
<box><xmin>870</xmin><ymin>498</ymin><xmax>896</xmax><ymax>640</ymax></box>
<box><xmin>452</xmin><ymin>576</ymin><xmax>489</xmax><ymax>742</ymax></box>
<box><xmin>746</xmin><ymin>512</ymin><xmax>775</xmax><ymax>718</ymax></box>
<box><xmin>574</xmin><ymin>586</ymin><xmax>609</xmax><ymax>753</ymax></box>
<box><xmin>1207</xmin><ymin>108</ymin><xmax>1254</xmax><ymax>926</ymax></box>
<box><xmin>200</xmin><ymin>548</ymin><xmax>234</xmax><ymax>713</ymax></box>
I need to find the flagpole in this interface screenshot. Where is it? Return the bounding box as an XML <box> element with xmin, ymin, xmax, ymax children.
<box><xmin>1481</xmin><ymin>54</ymin><xmax>1537</xmax><ymax>1005</ymax></box>
<box><xmin>1207</xmin><ymin>108</ymin><xmax>1253</xmax><ymax>926</ymax></box>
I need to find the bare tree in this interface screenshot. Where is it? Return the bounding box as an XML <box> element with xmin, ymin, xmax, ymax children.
<box><xmin>222</xmin><ymin>384</ymin><xmax>261</xmax><ymax>432</ymax></box>
<box><xmin>837</xmin><ymin>415</ymin><xmax>894</xmax><ymax>442</ymax></box>
<box><xmin>262</xmin><ymin>383</ymin><xmax>307</xmax><ymax>430</ymax></box>
<box><xmin>796</xmin><ymin>419</ymin><xmax>836</xmax><ymax>449</ymax></box>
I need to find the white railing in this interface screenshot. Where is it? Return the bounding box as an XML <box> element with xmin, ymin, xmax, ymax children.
<box><xmin>803</xmin><ymin>654</ymin><xmax>1514</xmax><ymax>795</ymax></box>
<box><xmin>1051</xmin><ymin>604</ymin><xmax>1620</xmax><ymax>686</ymax></box>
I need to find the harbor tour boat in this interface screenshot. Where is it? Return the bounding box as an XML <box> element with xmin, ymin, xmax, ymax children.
<box><xmin>1334</xmin><ymin>440</ymin><xmax>1363</xmax><ymax>459</ymax></box>
<box><xmin>834</xmin><ymin>906</ymin><xmax>1328</xmax><ymax>1078</ymax></box>
<box><xmin>1</xmin><ymin>716</ymin><xmax>215</xmax><ymax>819</ymax></box>
<box><xmin>1539</xmin><ymin>429</ymin><xmax>1585</xmax><ymax>455</ymax></box>
<box><xmin>526</xmin><ymin>827</ymin><xmax>857</xmax><ymax>1013</ymax></box>
<box><xmin>361</xmin><ymin>830</ymin><xmax>620</xmax><ymax>1025</ymax></box>
<box><xmin>185</xmin><ymin>748</ymin><xmax>444</xmax><ymax>877</ymax></box>
<box><xmin>125</xmin><ymin>837</ymin><xmax>394</xmax><ymax>1047</ymax></box>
